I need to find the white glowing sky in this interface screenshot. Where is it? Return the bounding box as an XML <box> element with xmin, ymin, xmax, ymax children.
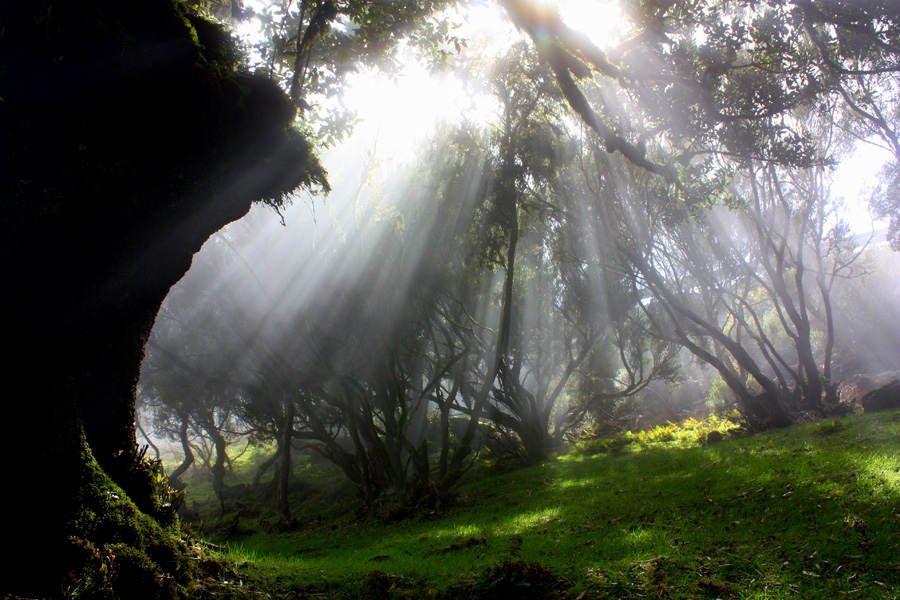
<box><xmin>831</xmin><ymin>143</ymin><xmax>891</xmax><ymax>233</ymax></box>
<box><xmin>337</xmin><ymin>0</ymin><xmax>623</xmax><ymax>165</ymax></box>
<box><xmin>235</xmin><ymin>0</ymin><xmax>885</xmax><ymax>233</ymax></box>
<box><xmin>330</xmin><ymin>0</ymin><xmax>884</xmax><ymax>233</ymax></box>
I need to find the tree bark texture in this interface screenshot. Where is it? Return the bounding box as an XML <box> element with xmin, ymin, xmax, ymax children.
<box><xmin>1</xmin><ymin>2</ymin><xmax>323</xmax><ymax>595</ymax></box>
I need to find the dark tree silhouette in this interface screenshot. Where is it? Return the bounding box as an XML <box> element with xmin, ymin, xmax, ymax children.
<box><xmin>1</xmin><ymin>2</ymin><xmax>325</xmax><ymax>596</ymax></box>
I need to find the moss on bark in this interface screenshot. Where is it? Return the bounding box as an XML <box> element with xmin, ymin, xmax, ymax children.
<box><xmin>0</xmin><ymin>1</ymin><xmax>325</xmax><ymax>596</ymax></box>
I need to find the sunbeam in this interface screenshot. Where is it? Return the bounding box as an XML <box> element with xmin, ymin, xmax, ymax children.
<box><xmin>10</xmin><ymin>0</ymin><xmax>900</xmax><ymax>597</ymax></box>
<box><xmin>140</xmin><ymin>0</ymin><xmax>900</xmax><ymax>550</ymax></box>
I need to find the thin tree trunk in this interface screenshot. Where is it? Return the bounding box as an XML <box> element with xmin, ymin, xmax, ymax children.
<box><xmin>253</xmin><ymin>450</ymin><xmax>280</xmax><ymax>487</ymax></box>
<box><xmin>446</xmin><ymin>171</ymin><xmax>519</xmax><ymax>486</ymax></box>
<box><xmin>276</xmin><ymin>397</ymin><xmax>295</xmax><ymax>523</ymax></box>
<box><xmin>210</xmin><ymin>428</ymin><xmax>228</xmax><ymax>517</ymax></box>
<box><xmin>168</xmin><ymin>413</ymin><xmax>194</xmax><ymax>490</ymax></box>
<box><xmin>136</xmin><ymin>415</ymin><xmax>161</xmax><ymax>461</ymax></box>
<box><xmin>438</xmin><ymin>381</ymin><xmax>459</xmax><ymax>480</ymax></box>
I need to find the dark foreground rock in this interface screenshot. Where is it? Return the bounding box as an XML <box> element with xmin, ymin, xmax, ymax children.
<box><xmin>862</xmin><ymin>380</ymin><xmax>900</xmax><ymax>413</ymax></box>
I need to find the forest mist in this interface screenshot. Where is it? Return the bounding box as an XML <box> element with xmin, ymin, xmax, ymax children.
<box><xmin>136</xmin><ymin>0</ymin><xmax>900</xmax><ymax>515</ymax></box>
<box><xmin>137</xmin><ymin>96</ymin><xmax>900</xmax><ymax>499</ymax></box>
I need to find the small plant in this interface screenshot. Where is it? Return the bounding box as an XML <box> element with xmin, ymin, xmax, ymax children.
<box><xmin>443</xmin><ymin>560</ymin><xmax>567</xmax><ymax>600</ymax></box>
<box><xmin>572</xmin><ymin>413</ymin><xmax>740</xmax><ymax>455</ymax></box>
<box><xmin>137</xmin><ymin>446</ymin><xmax>186</xmax><ymax>525</ymax></box>
<box><xmin>64</xmin><ymin>537</ymin><xmax>116</xmax><ymax>598</ymax></box>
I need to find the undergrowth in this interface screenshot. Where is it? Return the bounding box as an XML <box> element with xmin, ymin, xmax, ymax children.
<box><xmin>572</xmin><ymin>412</ymin><xmax>741</xmax><ymax>456</ymax></box>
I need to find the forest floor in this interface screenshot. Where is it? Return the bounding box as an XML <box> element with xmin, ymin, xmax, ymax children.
<box><xmin>180</xmin><ymin>411</ymin><xmax>900</xmax><ymax>599</ymax></box>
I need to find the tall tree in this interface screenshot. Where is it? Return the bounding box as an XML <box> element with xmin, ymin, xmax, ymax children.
<box><xmin>504</xmin><ymin>0</ymin><xmax>898</xmax><ymax>165</ymax></box>
<box><xmin>1</xmin><ymin>3</ymin><xmax>326</xmax><ymax>595</ymax></box>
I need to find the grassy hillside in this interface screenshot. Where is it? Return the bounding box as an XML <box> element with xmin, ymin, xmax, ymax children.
<box><xmin>185</xmin><ymin>411</ymin><xmax>900</xmax><ymax>599</ymax></box>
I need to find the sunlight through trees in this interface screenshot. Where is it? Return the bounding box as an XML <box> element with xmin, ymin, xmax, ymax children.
<box><xmin>3</xmin><ymin>0</ymin><xmax>900</xmax><ymax>597</ymax></box>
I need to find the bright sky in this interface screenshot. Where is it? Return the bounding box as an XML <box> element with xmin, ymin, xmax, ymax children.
<box><xmin>336</xmin><ymin>2</ymin><xmax>510</xmax><ymax>165</ymax></box>
<box><xmin>338</xmin><ymin>61</ymin><xmax>495</xmax><ymax>165</ymax></box>
<box><xmin>239</xmin><ymin>0</ymin><xmax>884</xmax><ymax>234</ymax></box>
<box><xmin>557</xmin><ymin>0</ymin><xmax>623</xmax><ymax>46</ymax></box>
<box><xmin>330</xmin><ymin>0</ymin><xmax>626</xmax><ymax>185</ymax></box>
<box><xmin>831</xmin><ymin>142</ymin><xmax>890</xmax><ymax>233</ymax></box>
<box><xmin>344</xmin><ymin>0</ymin><xmax>884</xmax><ymax>234</ymax></box>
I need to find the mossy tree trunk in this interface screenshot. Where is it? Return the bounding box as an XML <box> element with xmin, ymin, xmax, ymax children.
<box><xmin>1</xmin><ymin>2</ymin><xmax>325</xmax><ymax>596</ymax></box>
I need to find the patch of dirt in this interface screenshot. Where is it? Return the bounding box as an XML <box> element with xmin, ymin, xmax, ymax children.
<box><xmin>360</xmin><ymin>570</ymin><xmax>412</xmax><ymax>600</ymax></box>
<box><xmin>439</xmin><ymin>560</ymin><xmax>569</xmax><ymax>600</ymax></box>
<box><xmin>425</xmin><ymin>536</ymin><xmax>488</xmax><ymax>557</ymax></box>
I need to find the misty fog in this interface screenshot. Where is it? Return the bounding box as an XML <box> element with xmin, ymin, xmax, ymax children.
<box><xmin>136</xmin><ymin>0</ymin><xmax>900</xmax><ymax>510</ymax></box>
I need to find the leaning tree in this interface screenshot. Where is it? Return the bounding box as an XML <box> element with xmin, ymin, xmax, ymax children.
<box><xmin>1</xmin><ymin>3</ymin><xmax>322</xmax><ymax>596</ymax></box>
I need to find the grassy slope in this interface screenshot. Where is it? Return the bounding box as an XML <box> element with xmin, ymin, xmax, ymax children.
<box><xmin>192</xmin><ymin>411</ymin><xmax>900</xmax><ymax>599</ymax></box>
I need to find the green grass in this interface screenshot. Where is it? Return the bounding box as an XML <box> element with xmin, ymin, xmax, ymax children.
<box><xmin>186</xmin><ymin>411</ymin><xmax>900</xmax><ymax>598</ymax></box>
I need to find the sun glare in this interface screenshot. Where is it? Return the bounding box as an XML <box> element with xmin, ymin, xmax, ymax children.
<box><xmin>331</xmin><ymin>2</ymin><xmax>515</xmax><ymax>166</ymax></box>
<box><xmin>341</xmin><ymin>61</ymin><xmax>497</xmax><ymax>165</ymax></box>
<box><xmin>555</xmin><ymin>0</ymin><xmax>624</xmax><ymax>48</ymax></box>
<box><xmin>333</xmin><ymin>1</ymin><xmax>624</xmax><ymax>168</ymax></box>
<box><xmin>830</xmin><ymin>142</ymin><xmax>891</xmax><ymax>233</ymax></box>
<box><xmin>235</xmin><ymin>1</ymin><xmax>625</xmax><ymax>171</ymax></box>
